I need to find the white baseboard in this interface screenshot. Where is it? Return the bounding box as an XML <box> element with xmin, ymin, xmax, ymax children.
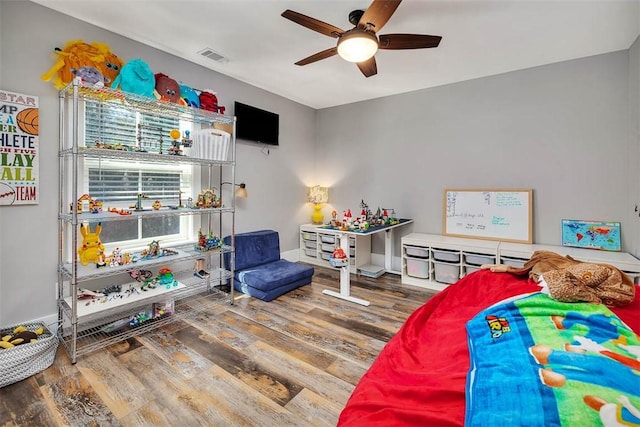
<box><xmin>281</xmin><ymin>249</ymin><xmax>299</xmax><ymax>262</ymax></box>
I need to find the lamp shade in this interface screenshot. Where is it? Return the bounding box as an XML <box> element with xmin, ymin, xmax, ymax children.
<box><xmin>235</xmin><ymin>182</ymin><xmax>248</xmax><ymax>198</ymax></box>
<box><xmin>307</xmin><ymin>186</ymin><xmax>328</xmax><ymax>204</ymax></box>
<box><xmin>337</xmin><ymin>29</ymin><xmax>378</xmax><ymax>63</ymax></box>
<box><xmin>221</xmin><ymin>181</ymin><xmax>248</xmax><ymax>198</ymax></box>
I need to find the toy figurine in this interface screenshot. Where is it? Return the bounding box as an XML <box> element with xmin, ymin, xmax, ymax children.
<box><xmin>168</xmin><ymin>129</ymin><xmax>183</xmax><ymax>155</ymax></box>
<box><xmin>78</xmin><ymin>223</ymin><xmax>105</xmax><ymax>266</ymax></box>
<box><xmin>157</xmin><ymin>266</ymin><xmax>177</xmax><ymax>289</ymax></box>
<box><xmin>194</xmin><ymin>258</ymin><xmax>210</xmax><ymax>279</ymax></box>
<box><xmin>131</xmin><ymin>193</ymin><xmax>148</xmax><ymax>211</ymax></box>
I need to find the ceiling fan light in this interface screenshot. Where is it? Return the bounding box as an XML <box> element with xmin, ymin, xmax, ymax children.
<box><xmin>337</xmin><ymin>30</ymin><xmax>378</xmax><ymax>63</ymax></box>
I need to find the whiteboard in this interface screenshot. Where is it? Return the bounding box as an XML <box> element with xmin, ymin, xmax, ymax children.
<box><xmin>443</xmin><ymin>189</ymin><xmax>533</xmax><ymax>243</ymax></box>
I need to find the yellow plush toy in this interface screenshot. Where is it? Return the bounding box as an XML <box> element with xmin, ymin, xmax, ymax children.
<box><xmin>78</xmin><ymin>223</ymin><xmax>105</xmax><ymax>266</ymax></box>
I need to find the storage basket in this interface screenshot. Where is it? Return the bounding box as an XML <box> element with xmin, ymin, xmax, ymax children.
<box><xmin>405</xmin><ymin>246</ymin><xmax>429</xmax><ymax>258</ymax></box>
<box><xmin>0</xmin><ymin>322</ymin><xmax>58</xmax><ymax>388</ymax></box>
<box><xmin>320</xmin><ymin>235</ymin><xmax>335</xmax><ymax>244</ymax></box>
<box><xmin>432</xmin><ymin>248</ymin><xmax>460</xmax><ymax>263</ymax></box>
<box><xmin>191</xmin><ymin>129</ymin><xmax>230</xmax><ymax>161</ymax></box>
<box><xmin>464</xmin><ymin>253</ymin><xmax>495</xmax><ymax>266</ymax></box>
<box><xmin>433</xmin><ymin>261</ymin><xmax>460</xmax><ymax>284</ymax></box>
<box><xmin>406</xmin><ymin>257</ymin><xmax>429</xmax><ymax>278</ymax></box>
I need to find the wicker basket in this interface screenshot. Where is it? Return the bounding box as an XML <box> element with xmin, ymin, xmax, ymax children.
<box><xmin>0</xmin><ymin>322</ymin><xmax>58</xmax><ymax>388</ymax></box>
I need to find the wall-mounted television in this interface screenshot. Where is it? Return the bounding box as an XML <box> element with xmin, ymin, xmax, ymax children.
<box><xmin>234</xmin><ymin>101</ymin><xmax>279</xmax><ymax>146</ymax></box>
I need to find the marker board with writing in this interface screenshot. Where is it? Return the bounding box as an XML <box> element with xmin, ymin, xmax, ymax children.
<box><xmin>443</xmin><ymin>189</ymin><xmax>533</xmax><ymax>243</ymax></box>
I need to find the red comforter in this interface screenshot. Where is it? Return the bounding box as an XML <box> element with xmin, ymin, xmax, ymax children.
<box><xmin>337</xmin><ymin>270</ymin><xmax>640</xmax><ymax>426</ymax></box>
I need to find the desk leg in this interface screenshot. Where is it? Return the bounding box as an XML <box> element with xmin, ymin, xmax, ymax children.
<box><xmin>322</xmin><ymin>233</ymin><xmax>370</xmax><ymax>306</ymax></box>
<box><xmin>384</xmin><ymin>229</ymin><xmax>393</xmax><ymax>271</ymax></box>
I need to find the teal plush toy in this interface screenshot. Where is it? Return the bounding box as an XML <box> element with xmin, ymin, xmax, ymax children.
<box><xmin>111</xmin><ymin>58</ymin><xmax>155</xmax><ymax>98</ymax></box>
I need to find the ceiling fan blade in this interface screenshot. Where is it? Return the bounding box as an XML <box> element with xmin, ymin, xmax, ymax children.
<box><xmin>357</xmin><ymin>57</ymin><xmax>378</xmax><ymax>77</ymax></box>
<box><xmin>295</xmin><ymin>47</ymin><xmax>338</xmax><ymax>66</ymax></box>
<box><xmin>379</xmin><ymin>34</ymin><xmax>442</xmax><ymax>49</ymax></box>
<box><xmin>358</xmin><ymin>0</ymin><xmax>402</xmax><ymax>32</ymax></box>
<box><xmin>281</xmin><ymin>10</ymin><xmax>344</xmax><ymax>38</ymax></box>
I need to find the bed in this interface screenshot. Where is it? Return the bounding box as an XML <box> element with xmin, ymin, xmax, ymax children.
<box><xmin>338</xmin><ymin>262</ymin><xmax>640</xmax><ymax>426</ymax></box>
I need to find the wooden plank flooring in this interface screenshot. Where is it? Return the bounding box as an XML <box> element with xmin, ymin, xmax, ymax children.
<box><xmin>0</xmin><ymin>266</ymin><xmax>436</xmax><ymax>426</ymax></box>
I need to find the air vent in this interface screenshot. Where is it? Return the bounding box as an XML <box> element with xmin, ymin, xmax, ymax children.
<box><xmin>198</xmin><ymin>48</ymin><xmax>227</xmax><ymax>62</ymax></box>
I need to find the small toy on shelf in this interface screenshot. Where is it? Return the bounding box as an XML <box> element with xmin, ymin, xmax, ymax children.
<box><xmin>78</xmin><ymin>223</ymin><xmax>105</xmax><ymax>266</ymax></box>
<box><xmin>144</xmin><ymin>240</ymin><xmax>160</xmax><ymax>258</ymax></box>
<box><xmin>181</xmin><ymin>130</ymin><xmax>193</xmax><ymax>148</ymax></box>
<box><xmin>153</xmin><ymin>301</ymin><xmax>174</xmax><ymax>318</ymax></box>
<box><xmin>70</xmin><ymin>193</ymin><xmax>101</xmax><ymax>213</ymax></box>
<box><xmin>107</xmin><ymin>207</ymin><xmax>132</xmax><ymax>215</ymax></box>
<box><xmin>129</xmin><ymin>310</ymin><xmax>152</xmax><ymax>327</ymax></box>
<box><xmin>194</xmin><ymin>258</ymin><xmax>210</xmax><ymax>278</ymax></box>
<box><xmin>104</xmin><ymin>247</ymin><xmax>134</xmax><ymax>267</ymax></box>
<box><xmin>168</xmin><ymin>128</ymin><xmax>183</xmax><ymax>155</ymax></box>
<box><xmin>152</xmin><ymin>200</ymin><xmax>162</xmax><ymax>210</ymax></box>
<box><xmin>131</xmin><ymin>193</ymin><xmax>149</xmax><ymax>211</ymax></box>
<box><xmin>157</xmin><ymin>266</ymin><xmax>178</xmax><ymax>289</ymax></box>
<box><xmin>195</xmin><ymin>229</ymin><xmax>224</xmax><ymax>252</ymax></box>
<box><xmin>195</xmin><ymin>189</ymin><xmax>221</xmax><ymax>209</ymax></box>
<box><xmin>128</xmin><ymin>269</ymin><xmax>152</xmax><ymax>282</ymax></box>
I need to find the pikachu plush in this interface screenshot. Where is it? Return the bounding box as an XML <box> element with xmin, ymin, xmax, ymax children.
<box><xmin>78</xmin><ymin>223</ymin><xmax>105</xmax><ymax>266</ymax></box>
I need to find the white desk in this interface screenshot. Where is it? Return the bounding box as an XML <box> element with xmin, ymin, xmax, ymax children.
<box><xmin>321</xmin><ymin>219</ymin><xmax>413</xmax><ymax>306</ymax></box>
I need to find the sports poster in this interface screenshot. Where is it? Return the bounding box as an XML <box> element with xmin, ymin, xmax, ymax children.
<box><xmin>0</xmin><ymin>89</ymin><xmax>39</xmax><ymax>205</ymax></box>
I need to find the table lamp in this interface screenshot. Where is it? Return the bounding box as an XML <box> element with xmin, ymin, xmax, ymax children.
<box><xmin>307</xmin><ymin>185</ymin><xmax>329</xmax><ymax>224</ymax></box>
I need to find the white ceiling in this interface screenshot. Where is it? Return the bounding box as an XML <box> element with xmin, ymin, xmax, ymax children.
<box><xmin>32</xmin><ymin>0</ymin><xmax>640</xmax><ymax>109</ymax></box>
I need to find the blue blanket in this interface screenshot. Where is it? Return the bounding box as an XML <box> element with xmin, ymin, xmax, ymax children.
<box><xmin>466</xmin><ymin>292</ymin><xmax>640</xmax><ymax>426</ymax></box>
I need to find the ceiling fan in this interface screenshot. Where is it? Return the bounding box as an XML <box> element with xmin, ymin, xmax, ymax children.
<box><xmin>281</xmin><ymin>0</ymin><xmax>442</xmax><ymax>78</ymax></box>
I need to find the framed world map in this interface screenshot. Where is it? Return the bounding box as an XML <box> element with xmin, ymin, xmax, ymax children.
<box><xmin>561</xmin><ymin>219</ymin><xmax>621</xmax><ymax>251</ymax></box>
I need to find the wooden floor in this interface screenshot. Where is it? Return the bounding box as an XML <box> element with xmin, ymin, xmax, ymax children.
<box><xmin>0</xmin><ymin>266</ymin><xmax>436</xmax><ymax>427</ymax></box>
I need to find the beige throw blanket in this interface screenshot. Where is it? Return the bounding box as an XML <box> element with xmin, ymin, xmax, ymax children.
<box><xmin>482</xmin><ymin>250</ymin><xmax>635</xmax><ymax>306</ymax></box>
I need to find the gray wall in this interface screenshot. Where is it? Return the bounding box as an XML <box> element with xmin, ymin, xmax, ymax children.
<box><xmin>629</xmin><ymin>35</ymin><xmax>640</xmax><ymax>258</ymax></box>
<box><xmin>0</xmin><ymin>0</ymin><xmax>315</xmax><ymax>325</ymax></box>
<box><xmin>316</xmin><ymin>51</ymin><xmax>635</xmax><ymax>255</ymax></box>
<box><xmin>0</xmin><ymin>0</ymin><xmax>638</xmax><ymax>326</ymax></box>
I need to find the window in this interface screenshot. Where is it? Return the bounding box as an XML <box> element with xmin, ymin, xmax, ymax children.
<box><xmin>82</xmin><ymin>99</ymin><xmax>196</xmax><ymax>251</ymax></box>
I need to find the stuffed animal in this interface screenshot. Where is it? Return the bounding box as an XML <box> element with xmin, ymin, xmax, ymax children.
<box><xmin>482</xmin><ymin>250</ymin><xmax>635</xmax><ymax>306</ymax></box>
<box><xmin>71</xmin><ymin>66</ymin><xmax>108</xmax><ymax>88</ymax></box>
<box><xmin>154</xmin><ymin>73</ymin><xmax>185</xmax><ymax>104</ymax></box>
<box><xmin>78</xmin><ymin>223</ymin><xmax>105</xmax><ymax>266</ymax></box>
<box><xmin>41</xmin><ymin>39</ymin><xmax>122</xmax><ymax>90</ymax></box>
<box><xmin>91</xmin><ymin>41</ymin><xmax>123</xmax><ymax>85</ymax></box>
<box><xmin>199</xmin><ymin>89</ymin><xmax>225</xmax><ymax>114</ymax></box>
<box><xmin>179</xmin><ymin>83</ymin><xmax>200</xmax><ymax>108</ymax></box>
<box><xmin>0</xmin><ymin>325</ymin><xmax>45</xmax><ymax>349</ymax></box>
<box><xmin>111</xmin><ymin>58</ymin><xmax>155</xmax><ymax>98</ymax></box>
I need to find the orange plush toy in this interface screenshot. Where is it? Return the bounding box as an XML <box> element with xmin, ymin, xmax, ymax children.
<box><xmin>41</xmin><ymin>39</ymin><xmax>122</xmax><ymax>89</ymax></box>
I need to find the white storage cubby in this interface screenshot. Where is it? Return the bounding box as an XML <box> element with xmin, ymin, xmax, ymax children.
<box><xmin>401</xmin><ymin>233</ymin><xmax>499</xmax><ymax>291</ymax></box>
<box><xmin>401</xmin><ymin>233</ymin><xmax>640</xmax><ymax>291</ymax></box>
<box><xmin>299</xmin><ymin>224</ymin><xmax>371</xmax><ymax>274</ymax></box>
